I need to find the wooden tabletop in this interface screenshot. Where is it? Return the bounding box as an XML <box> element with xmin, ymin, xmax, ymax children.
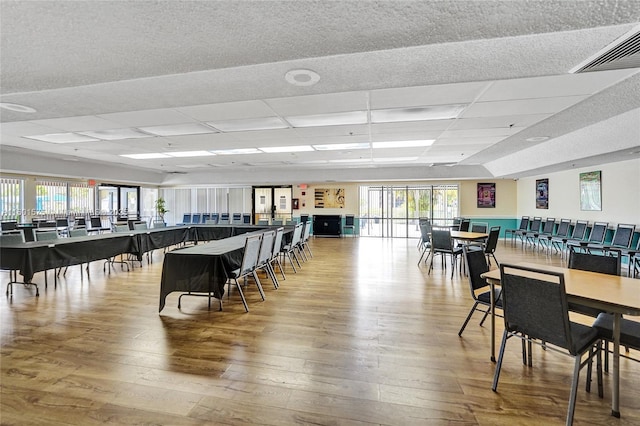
<box><xmin>450</xmin><ymin>230</ymin><xmax>488</xmax><ymax>241</ymax></box>
<box><xmin>482</xmin><ymin>262</ymin><xmax>640</xmax><ymax>316</ymax></box>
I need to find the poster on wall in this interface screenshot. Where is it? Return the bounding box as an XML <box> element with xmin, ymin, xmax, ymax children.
<box><xmin>580</xmin><ymin>171</ymin><xmax>602</xmax><ymax>211</ymax></box>
<box><xmin>314</xmin><ymin>188</ymin><xmax>345</xmax><ymax>208</ymax></box>
<box><xmin>477</xmin><ymin>183</ymin><xmax>496</xmax><ymax>208</ymax></box>
<box><xmin>536</xmin><ymin>178</ymin><xmax>549</xmax><ymax>209</ymax></box>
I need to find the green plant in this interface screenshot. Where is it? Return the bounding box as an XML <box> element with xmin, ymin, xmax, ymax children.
<box><xmin>155</xmin><ymin>197</ymin><xmax>169</xmax><ymax>221</ymax></box>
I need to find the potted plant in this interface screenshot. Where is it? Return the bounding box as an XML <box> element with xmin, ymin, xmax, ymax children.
<box><xmin>154</xmin><ymin>197</ymin><xmax>169</xmax><ymax>223</ymax></box>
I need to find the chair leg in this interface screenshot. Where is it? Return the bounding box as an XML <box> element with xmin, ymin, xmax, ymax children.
<box><xmin>233</xmin><ymin>278</ymin><xmax>249</xmax><ymax>312</ymax></box>
<box><xmin>566</xmin><ymin>355</ymin><xmax>583</xmax><ymax>426</ymax></box>
<box><xmin>458</xmin><ymin>302</ymin><xmax>479</xmax><ymax>336</ymax></box>
<box><xmin>492</xmin><ymin>330</ymin><xmax>509</xmax><ymax>391</ymax></box>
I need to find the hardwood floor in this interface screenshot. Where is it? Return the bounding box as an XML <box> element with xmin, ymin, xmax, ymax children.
<box><xmin>2</xmin><ymin>237</ymin><xmax>639</xmax><ymax>425</ymax></box>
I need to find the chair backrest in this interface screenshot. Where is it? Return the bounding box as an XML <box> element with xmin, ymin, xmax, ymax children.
<box><xmin>182</xmin><ymin>214</ymin><xmax>192</xmax><ymax>224</ymax></box>
<box><xmin>272</xmin><ymin>227</ymin><xmax>284</xmax><ymax>259</ymax></box>
<box><xmin>300</xmin><ymin>214</ymin><xmax>309</xmax><ymax>223</ymax></box>
<box><xmin>484</xmin><ymin>226</ymin><xmax>501</xmax><ymax>254</ymax></box>
<box><xmin>56</xmin><ymin>217</ymin><xmax>69</xmax><ymax>227</ymax></box>
<box><xmin>587</xmin><ymin>221</ymin><xmax>608</xmax><ymax>244</ymax></box>
<box><xmin>419</xmin><ymin>221</ymin><xmax>432</xmax><ymax>243</ymax></box>
<box><xmin>69</xmin><ymin>228</ymin><xmax>88</xmax><ymax>238</ymax></box>
<box><xmin>74</xmin><ymin>217</ymin><xmax>86</xmax><ymax>227</ymax></box>
<box><xmin>211</xmin><ymin>213</ymin><xmax>219</xmax><ymax>224</ymax></box>
<box><xmin>257</xmin><ymin>219</ymin><xmax>269</xmax><ymax>226</ymax></box>
<box><xmin>471</xmin><ymin>222</ymin><xmax>488</xmax><ymax>233</ymax></box>
<box><xmin>290</xmin><ymin>223</ymin><xmax>303</xmax><ymax>247</ymax></box>
<box><xmin>463</xmin><ymin>245</ymin><xmax>490</xmax><ymax>294</ymax></box>
<box><xmin>500</xmin><ymin>264</ymin><xmax>578</xmax><ymax>354</ymax></box>
<box><xmin>610</xmin><ymin>223</ymin><xmax>635</xmax><ymax>248</ymax></box>
<box><xmin>35</xmin><ymin>230</ymin><xmax>59</xmax><ymax>241</ymax></box>
<box><xmin>220</xmin><ymin>213</ymin><xmax>230</xmax><ymax>224</ymax></box>
<box><xmin>133</xmin><ymin>222</ymin><xmax>148</xmax><ymax>230</ymax></box>
<box><xmin>90</xmin><ymin>216</ymin><xmax>103</xmax><ymax>228</ymax></box>
<box><xmin>232</xmin><ymin>213</ymin><xmax>242</xmax><ymax>223</ymax></box>
<box><xmin>114</xmin><ymin>224</ymin><xmax>130</xmax><ymax>233</ymax></box>
<box><xmin>540</xmin><ymin>218</ymin><xmax>555</xmax><ymax>234</ymax></box>
<box><xmin>1</xmin><ymin>231</ymin><xmax>25</xmax><ymax>244</ymax></box>
<box><xmin>431</xmin><ymin>228</ymin><xmax>453</xmax><ymax>251</ymax></box>
<box><xmin>518</xmin><ymin>216</ymin><xmax>530</xmax><ymax>230</ymax></box>
<box><xmin>239</xmin><ymin>234</ymin><xmax>262</xmax><ymax>276</ymax></box>
<box><xmin>243</xmin><ymin>214</ymin><xmax>251</xmax><ymax>224</ymax></box>
<box><xmin>554</xmin><ymin>219</ymin><xmax>571</xmax><ymax>237</ymax></box>
<box><xmin>257</xmin><ymin>230</ymin><xmax>275</xmax><ymax>266</ymax></box>
<box><xmin>568</xmin><ymin>251</ymin><xmax>621</xmax><ymax>276</ymax></box>
<box><xmin>528</xmin><ymin>217</ymin><xmax>542</xmax><ymax>232</ymax></box>
<box><xmin>1</xmin><ymin>221</ymin><xmax>18</xmax><ymax>231</ymax></box>
<box><xmin>201</xmin><ymin>213</ymin><xmax>211</xmax><ymax>223</ymax></box>
<box><xmin>302</xmin><ymin>220</ymin><xmax>312</xmax><ymax>242</ymax></box>
<box><xmin>345</xmin><ymin>215</ymin><xmax>355</xmax><ymax>226</ymax></box>
<box><xmin>570</xmin><ymin>220</ymin><xmax>588</xmax><ymax>240</ymax></box>
<box><xmin>459</xmin><ymin>219</ymin><xmax>471</xmax><ymax>232</ymax></box>
<box><xmin>272</xmin><ymin>219</ymin><xmax>283</xmax><ymax>226</ymax></box>
<box><xmin>191</xmin><ymin>213</ymin><xmax>201</xmax><ymax>224</ymax></box>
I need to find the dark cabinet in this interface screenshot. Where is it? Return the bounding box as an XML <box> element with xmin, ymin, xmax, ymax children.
<box><xmin>313</xmin><ymin>215</ymin><xmax>342</xmax><ymax>237</ymax></box>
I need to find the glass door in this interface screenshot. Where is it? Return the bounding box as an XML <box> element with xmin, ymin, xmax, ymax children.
<box><xmin>252</xmin><ymin>186</ymin><xmax>292</xmax><ymax>224</ymax></box>
<box><xmin>253</xmin><ymin>187</ymin><xmax>272</xmax><ymax>224</ymax></box>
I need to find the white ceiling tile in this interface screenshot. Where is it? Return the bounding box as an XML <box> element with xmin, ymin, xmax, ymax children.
<box><xmin>371</xmin><ymin>120</ymin><xmax>452</xmax><ymax>134</ymax></box>
<box><xmin>439</xmin><ymin>127</ymin><xmax>524</xmax><ymax>139</ymax></box>
<box><xmin>448</xmin><ymin>114</ymin><xmax>552</xmax><ymax>130</ymax></box>
<box><xmin>266</xmin><ymin>91</ymin><xmax>369</xmax><ymax>116</ymax></box>
<box><xmin>433</xmin><ymin>137</ymin><xmax>506</xmax><ymax>146</ymax></box>
<box><xmin>97</xmin><ymin>108</ymin><xmax>196</xmax><ymax>127</ymax></box>
<box><xmin>462</xmin><ymin>96</ymin><xmax>588</xmax><ymax>117</ymax></box>
<box><xmin>30</xmin><ymin>115</ymin><xmax>123</xmax><ymax>132</ymax></box>
<box><xmin>370</xmin><ymin>81</ymin><xmax>489</xmax><ymax>109</ymax></box>
<box><xmin>176</xmin><ymin>101</ymin><xmax>275</xmax><ymax>121</ymax></box>
<box><xmin>293</xmin><ymin>124</ymin><xmax>369</xmax><ymax>137</ymax></box>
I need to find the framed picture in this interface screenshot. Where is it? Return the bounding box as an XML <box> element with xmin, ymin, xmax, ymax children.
<box><xmin>536</xmin><ymin>178</ymin><xmax>549</xmax><ymax>209</ymax></box>
<box><xmin>477</xmin><ymin>183</ymin><xmax>496</xmax><ymax>208</ymax></box>
<box><xmin>314</xmin><ymin>188</ymin><xmax>345</xmax><ymax>208</ymax></box>
<box><xmin>292</xmin><ymin>198</ymin><xmax>299</xmax><ymax>210</ymax></box>
<box><xmin>580</xmin><ymin>171</ymin><xmax>602</xmax><ymax>211</ymax></box>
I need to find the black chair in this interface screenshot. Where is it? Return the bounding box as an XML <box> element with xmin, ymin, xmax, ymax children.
<box><xmin>470</xmin><ymin>222</ymin><xmax>488</xmax><ymax>233</ymax></box>
<box><xmin>493</xmin><ymin>264</ymin><xmax>603</xmax><ymax>426</ymax></box>
<box><xmin>180</xmin><ymin>214</ymin><xmax>192</xmax><ymax>225</ymax></box>
<box><xmin>343</xmin><ymin>214</ymin><xmax>356</xmax><ymax>237</ymax></box>
<box><xmin>88</xmin><ymin>216</ymin><xmax>110</xmax><ymax>234</ymax></box>
<box><xmin>232</xmin><ymin>213</ymin><xmax>242</xmax><ymax>224</ymax></box>
<box><xmin>211</xmin><ymin>213</ymin><xmax>220</xmax><ymax>224</ymax></box>
<box><xmin>55</xmin><ymin>217</ymin><xmax>70</xmax><ymax>237</ymax></box>
<box><xmin>428</xmin><ymin>228</ymin><xmax>463</xmax><ymax>278</ymax></box>
<box><xmin>242</xmin><ymin>214</ymin><xmax>251</xmax><ymax>224</ymax></box>
<box><xmin>594</xmin><ymin>223</ymin><xmax>635</xmax><ymax>256</ymax></box>
<box><xmin>593</xmin><ymin>313</ymin><xmax>640</xmax><ymax>365</ymax></box>
<box><xmin>505</xmin><ymin>216</ymin><xmax>529</xmax><ymax>245</ymax></box>
<box><xmin>219</xmin><ymin>213</ymin><xmax>230</xmax><ymax>225</ymax></box>
<box><xmin>1</xmin><ymin>221</ymin><xmax>18</xmax><ymax>231</ymax></box>
<box><xmin>532</xmin><ymin>217</ymin><xmax>555</xmax><ymax>250</ymax></box>
<box><xmin>458</xmin><ymin>246</ymin><xmax>502</xmax><ymax>336</ymax></box>
<box><xmin>568</xmin><ymin>221</ymin><xmax>608</xmax><ymax>253</ymax></box>
<box><xmin>417</xmin><ymin>220</ymin><xmax>432</xmax><ymax>266</ymax></box>
<box><xmin>567</xmin><ymin>250</ymin><xmax>621</xmax><ymax>317</ymax></box>
<box><xmin>191</xmin><ymin>213</ymin><xmax>202</xmax><ymax>224</ymax></box>
<box><xmin>483</xmin><ymin>226</ymin><xmax>501</xmax><ymax>266</ymax></box>
<box><xmin>557</xmin><ymin>220</ymin><xmax>589</xmax><ymax>257</ymax></box>
<box><xmin>547</xmin><ymin>218</ymin><xmax>571</xmax><ymax>254</ymax></box>
<box><xmin>458</xmin><ymin>218</ymin><xmax>471</xmax><ymax>232</ymax></box>
<box><xmin>522</xmin><ymin>216</ymin><xmax>542</xmax><ymax>247</ymax></box>
<box><xmin>201</xmin><ymin>213</ymin><xmax>211</xmax><ymax>224</ymax></box>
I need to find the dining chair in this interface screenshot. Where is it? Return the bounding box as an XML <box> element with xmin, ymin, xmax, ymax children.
<box><xmin>595</xmin><ymin>223</ymin><xmax>636</xmax><ymax>256</ymax></box>
<box><xmin>35</xmin><ymin>230</ymin><xmax>61</xmax><ymax>290</ymax></box>
<box><xmin>343</xmin><ymin>214</ymin><xmax>356</xmax><ymax>237</ymax></box>
<box><xmin>255</xmin><ymin>230</ymin><xmax>279</xmax><ymax>289</ymax></box>
<box><xmin>280</xmin><ymin>223</ymin><xmax>304</xmax><ymax>273</ymax></box>
<box><xmin>483</xmin><ymin>226</ymin><xmax>501</xmax><ymax>266</ymax></box>
<box><xmin>269</xmin><ymin>227</ymin><xmax>286</xmax><ymax>281</ymax></box>
<box><xmin>417</xmin><ymin>220</ymin><xmax>432</xmax><ymax>266</ymax></box>
<box><xmin>559</xmin><ymin>220</ymin><xmax>589</xmax><ymax>257</ymax></box>
<box><xmin>493</xmin><ymin>264</ymin><xmax>603</xmax><ymax>426</ymax></box>
<box><xmin>505</xmin><ymin>216</ymin><xmax>529</xmax><ymax>245</ymax></box>
<box><xmin>458</xmin><ymin>246</ymin><xmax>502</xmax><ymax>337</ymax></box>
<box><xmin>522</xmin><ymin>216</ymin><xmax>542</xmax><ymax>248</ymax></box>
<box><xmin>470</xmin><ymin>222</ymin><xmax>488</xmax><ymax>233</ymax></box>
<box><xmin>257</xmin><ymin>219</ymin><xmax>269</xmax><ymax>226</ymax></box>
<box><xmin>299</xmin><ymin>220</ymin><xmax>313</xmax><ymax>259</ymax></box>
<box><xmin>242</xmin><ymin>214</ymin><xmax>251</xmax><ymax>224</ymax></box>
<box><xmin>567</xmin><ymin>221</ymin><xmax>608</xmax><ymax>253</ymax></box>
<box><xmin>532</xmin><ymin>217</ymin><xmax>556</xmax><ymax>250</ymax></box>
<box><xmin>428</xmin><ymin>228</ymin><xmax>462</xmax><ymax>278</ymax></box>
<box><xmin>458</xmin><ymin>218</ymin><xmax>471</xmax><ymax>232</ymax></box>
<box><xmin>223</xmin><ymin>234</ymin><xmax>265</xmax><ymax>312</ymax></box>
<box><xmin>547</xmin><ymin>218</ymin><xmax>572</xmax><ymax>254</ymax></box>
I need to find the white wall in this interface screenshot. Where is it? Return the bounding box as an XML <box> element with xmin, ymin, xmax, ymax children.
<box><xmin>516</xmin><ymin>158</ymin><xmax>640</xmax><ymax>225</ymax></box>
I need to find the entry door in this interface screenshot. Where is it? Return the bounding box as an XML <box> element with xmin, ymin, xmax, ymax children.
<box><xmin>252</xmin><ymin>186</ymin><xmax>292</xmax><ymax>224</ymax></box>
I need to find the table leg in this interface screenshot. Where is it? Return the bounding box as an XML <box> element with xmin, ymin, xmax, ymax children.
<box><xmin>611</xmin><ymin>313</ymin><xmax>621</xmax><ymax>417</ymax></box>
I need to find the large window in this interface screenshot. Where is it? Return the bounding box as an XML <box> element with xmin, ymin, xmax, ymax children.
<box><xmin>36</xmin><ymin>180</ymin><xmax>67</xmax><ymax>215</ymax></box>
<box><xmin>0</xmin><ymin>177</ymin><xmax>23</xmax><ymax>220</ymax></box>
<box><xmin>159</xmin><ymin>186</ymin><xmax>252</xmax><ymax>225</ymax></box>
<box><xmin>359</xmin><ymin>184</ymin><xmax>459</xmax><ymax>238</ymax></box>
<box><xmin>69</xmin><ymin>183</ymin><xmax>94</xmax><ymax>215</ymax></box>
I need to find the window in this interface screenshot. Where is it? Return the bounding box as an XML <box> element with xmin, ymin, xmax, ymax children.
<box><xmin>0</xmin><ymin>177</ymin><xmax>23</xmax><ymax>220</ymax></box>
<box><xmin>36</xmin><ymin>180</ymin><xmax>67</xmax><ymax>215</ymax></box>
<box><xmin>359</xmin><ymin>184</ymin><xmax>459</xmax><ymax>238</ymax></box>
<box><xmin>69</xmin><ymin>183</ymin><xmax>94</xmax><ymax>215</ymax></box>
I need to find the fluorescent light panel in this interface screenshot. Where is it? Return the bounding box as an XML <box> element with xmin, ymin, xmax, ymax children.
<box><xmin>24</xmin><ymin>133</ymin><xmax>100</xmax><ymax>143</ymax></box>
<box><xmin>79</xmin><ymin>128</ymin><xmax>153</xmax><ymax>140</ymax></box>
<box><xmin>371</xmin><ymin>104</ymin><xmax>466</xmax><ymax>123</ymax></box>
<box><xmin>165</xmin><ymin>151</ymin><xmax>216</xmax><ymax>157</ymax></box>
<box><xmin>210</xmin><ymin>148</ymin><xmax>262</xmax><ymax>155</ymax></box>
<box><xmin>372</xmin><ymin>139</ymin><xmax>434</xmax><ymax>149</ymax></box>
<box><xmin>121</xmin><ymin>153</ymin><xmax>170</xmax><ymax>159</ymax></box>
<box><xmin>207</xmin><ymin>117</ymin><xmax>288</xmax><ymax>132</ymax></box>
<box><xmin>259</xmin><ymin>145</ymin><xmax>314</xmax><ymax>153</ymax></box>
<box><xmin>138</xmin><ymin>123</ymin><xmax>217</xmax><ymax>136</ymax></box>
<box><xmin>312</xmin><ymin>142</ymin><xmax>370</xmax><ymax>151</ymax></box>
<box><xmin>285</xmin><ymin>111</ymin><xmax>367</xmax><ymax>128</ymax></box>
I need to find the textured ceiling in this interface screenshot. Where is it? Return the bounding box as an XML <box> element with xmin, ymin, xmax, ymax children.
<box><xmin>1</xmin><ymin>0</ymin><xmax>639</xmax><ymax>185</ymax></box>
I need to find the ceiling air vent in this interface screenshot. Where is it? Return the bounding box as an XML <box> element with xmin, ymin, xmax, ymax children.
<box><xmin>571</xmin><ymin>27</ymin><xmax>640</xmax><ymax>73</ymax></box>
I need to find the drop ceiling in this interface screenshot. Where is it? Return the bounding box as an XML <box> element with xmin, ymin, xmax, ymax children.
<box><xmin>1</xmin><ymin>1</ymin><xmax>639</xmax><ymax>186</ymax></box>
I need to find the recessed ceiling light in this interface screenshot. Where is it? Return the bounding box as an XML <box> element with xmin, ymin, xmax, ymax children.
<box><xmin>121</xmin><ymin>153</ymin><xmax>170</xmax><ymax>159</ymax></box>
<box><xmin>371</xmin><ymin>105</ymin><xmax>466</xmax><ymax>123</ymax></box>
<box><xmin>209</xmin><ymin>148</ymin><xmax>262</xmax><ymax>155</ymax></box>
<box><xmin>138</xmin><ymin>123</ymin><xmax>217</xmax><ymax>136</ymax></box>
<box><xmin>207</xmin><ymin>117</ymin><xmax>288</xmax><ymax>132</ymax></box>
<box><xmin>24</xmin><ymin>133</ymin><xmax>100</xmax><ymax>143</ymax></box>
<box><xmin>285</xmin><ymin>111</ymin><xmax>368</xmax><ymax>128</ymax></box>
<box><xmin>165</xmin><ymin>151</ymin><xmax>216</xmax><ymax>157</ymax></box>
<box><xmin>312</xmin><ymin>142</ymin><xmax>370</xmax><ymax>151</ymax></box>
<box><xmin>78</xmin><ymin>128</ymin><xmax>153</xmax><ymax>140</ymax></box>
<box><xmin>526</xmin><ymin>136</ymin><xmax>550</xmax><ymax>142</ymax></box>
<box><xmin>285</xmin><ymin>69</ymin><xmax>320</xmax><ymax>87</ymax></box>
<box><xmin>259</xmin><ymin>145</ymin><xmax>315</xmax><ymax>153</ymax></box>
<box><xmin>372</xmin><ymin>140</ymin><xmax>435</xmax><ymax>149</ymax></box>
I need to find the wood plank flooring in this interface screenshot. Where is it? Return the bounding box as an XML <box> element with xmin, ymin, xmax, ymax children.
<box><xmin>2</xmin><ymin>237</ymin><xmax>640</xmax><ymax>425</ymax></box>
